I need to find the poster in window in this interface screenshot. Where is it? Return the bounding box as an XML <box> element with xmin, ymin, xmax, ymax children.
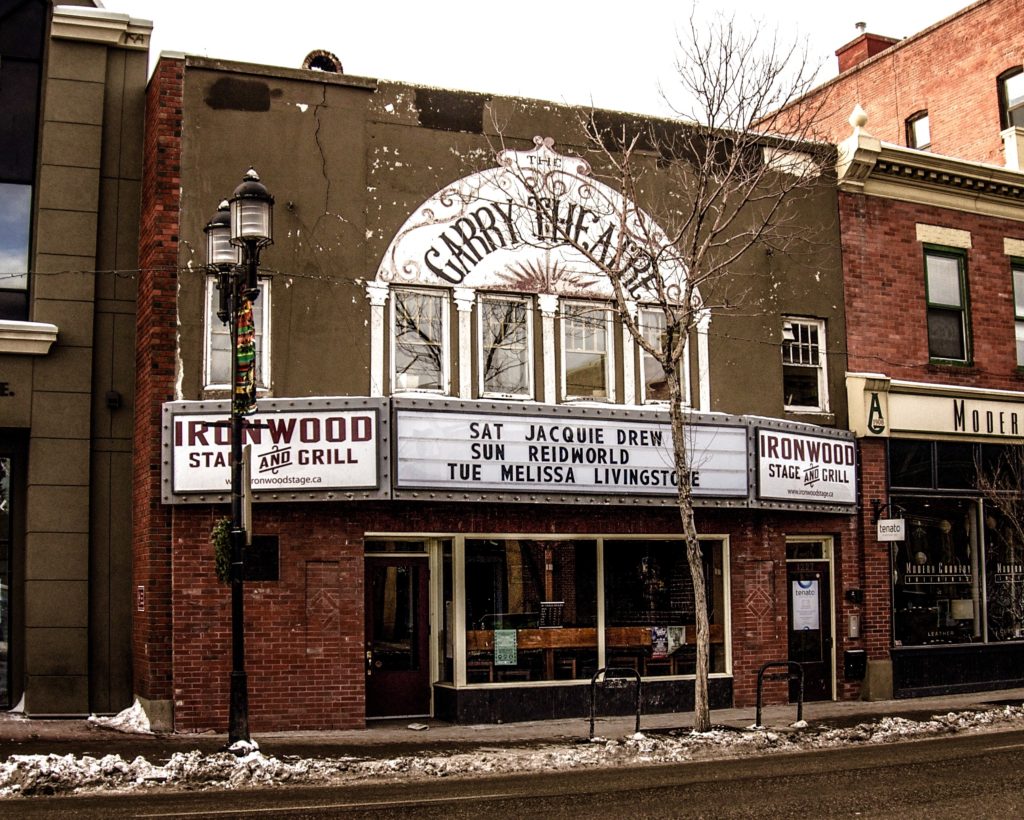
<box><xmin>494</xmin><ymin>629</ymin><xmax>518</xmax><ymax>666</ymax></box>
<box><xmin>792</xmin><ymin>580</ymin><xmax>820</xmax><ymax>630</ymax></box>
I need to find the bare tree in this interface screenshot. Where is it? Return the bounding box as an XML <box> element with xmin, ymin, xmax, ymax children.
<box><xmin>484</xmin><ymin>14</ymin><xmax>832</xmax><ymax>731</ymax></box>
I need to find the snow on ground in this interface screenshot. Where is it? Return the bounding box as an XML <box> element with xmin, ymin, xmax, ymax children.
<box><xmin>3</xmin><ymin>705</ymin><xmax>1024</xmax><ymax>797</ymax></box>
<box><xmin>86</xmin><ymin>699</ymin><xmax>152</xmax><ymax>735</ymax></box>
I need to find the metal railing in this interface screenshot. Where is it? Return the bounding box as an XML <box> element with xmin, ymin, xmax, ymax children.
<box><xmin>754</xmin><ymin>660</ymin><xmax>804</xmax><ymax>728</ymax></box>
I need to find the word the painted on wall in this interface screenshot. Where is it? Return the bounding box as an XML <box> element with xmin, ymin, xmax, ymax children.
<box><xmin>0</xmin><ymin>382</ymin><xmax>14</xmax><ymax>397</ymax></box>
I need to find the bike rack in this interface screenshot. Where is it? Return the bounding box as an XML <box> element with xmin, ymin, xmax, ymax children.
<box><xmin>589</xmin><ymin>666</ymin><xmax>642</xmax><ymax>739</ymax></box>
<box><xmin>754</xmin><ymin>660</ymin><xmax>804</xmax><ymax>728</ymax></box>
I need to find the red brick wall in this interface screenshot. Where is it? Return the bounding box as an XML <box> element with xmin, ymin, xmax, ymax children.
<box><xmin>133</xmin><ymin>58</ymin><xmax>185</xmax><ymax>705</ymax></box>
<box><xmin>840</xmin><ymin>192</ymin><xmax>1024</xmax><ymax>389</ymax></box>
<box><xmin>783</xmin><ymin>0</ymin><xmax>1024</xmax><ymax>165</ymax></box>
<box><xmin>857</xmin><ymin>439</ymin><xmax>892</xmax><ymax>664</ymax></box>
<box><xmin>168</xmin><ymin>500</ymin><xmax>858</xmax><ymax>732</ymax></box>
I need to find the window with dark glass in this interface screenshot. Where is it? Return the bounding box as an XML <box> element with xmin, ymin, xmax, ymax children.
<box><xmin>603</xmin><ymin>540</ymin><xmax>726</xmax><ymax>676</ymax></box>
<box><xmin>892</xmin><ymin>497</ymin><xmax>979</xmax><ymax>647</ymax></box>
<box><xmin>925</xmin><ymin>249</ymin><xmax>969</xmax><ymax>362</ymax></box>
<box><xmin>0</xmin><ymin>0</ymin><xmax>47</xmax><ymax>320</ymax></box>
<box><xmin>998</xmin><ymin>67</ymin><xmax>1024</xmax><ymax>130</ymax></box>
<box><xmin>889</xmin><ymin>439</ymin><xmax>934</xmax><ymax>488</ymax></box>
<box><xmin>906</xmin><ymin>111</ymin><xmax>931</xmax><ymax>150</ymax></box>
<box><xmin>464</xmin><ymin>539</ymin><xmax>597</xmax><ymax>682</ymax></box>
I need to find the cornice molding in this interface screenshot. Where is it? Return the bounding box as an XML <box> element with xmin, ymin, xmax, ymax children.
<box><xmin>837</xmin><ymin>121</ymin><xmax>1024</xmax><ymax>221</ymax></box>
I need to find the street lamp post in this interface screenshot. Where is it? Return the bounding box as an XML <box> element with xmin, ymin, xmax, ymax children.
<box><xmin>204</xmin><ymin>168</ymin><xmax>274</xmax><ymax>746</ymax></box>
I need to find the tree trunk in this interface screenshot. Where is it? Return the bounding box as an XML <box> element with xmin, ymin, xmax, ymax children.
<box><xmin>668</xmin><ymin>374</ymin><xmax>712</xmax><ymax>733</ymax></box>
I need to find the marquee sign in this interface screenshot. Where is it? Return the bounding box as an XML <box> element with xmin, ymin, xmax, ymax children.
<box><xmin>162</xmin><ymin>399</ymin><xmax>387</xmax><ymax>502</ymax></box>
<box><xmin>756</xmin><ymin>428</ymin><xmax>857</xmax><ymax>506</ymax></box>
<box><xmin>375</xmin><ymin>136</ymin><xmax>690</xmax><ymax>303</ymax></box>
<box><xmin>395</xmin><ymin>408</ymin><xmax>748</xmax><ymax>497</ymax></box>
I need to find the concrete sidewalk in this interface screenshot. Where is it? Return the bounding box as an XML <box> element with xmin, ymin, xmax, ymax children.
<box><xmin>2</xmin><ymin>687</ymin><xmax>1023</xmax><ymax>763</ymax></box>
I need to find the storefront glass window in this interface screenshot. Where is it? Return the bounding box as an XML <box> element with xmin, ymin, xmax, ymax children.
<box><xmin>603</xmin><ymin>539</ymin><xmax>726</xmax><ymax>676</ymax></box>
<box><xmin>892</xmin><ymin>498</ymin><xmax>981</xmax><ymax>646</ymax></box>
<box><xmin>983</xmin><ymin>509</ymin><xmax>1024</xmax><ymax>642</ymax></box>
<box><xmin>464</xmin><ymin>539</ymin><xmax>597</xmax><ymax>682</ymax></box>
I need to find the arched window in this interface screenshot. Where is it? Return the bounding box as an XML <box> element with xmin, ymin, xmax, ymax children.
<box><xmin>998</xmin><ymin>67</ymin><xmax>1024</xmax><ymax>130</ymax></box>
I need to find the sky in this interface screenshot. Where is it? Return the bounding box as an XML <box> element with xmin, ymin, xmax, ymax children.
<box><xmin>108</xmin><ymin>0</ymin><xmax>974</xmax><ymax>118</ymax></box>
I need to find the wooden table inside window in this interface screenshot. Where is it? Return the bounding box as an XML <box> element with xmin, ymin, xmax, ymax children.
<box><xmin>465</xmin><ymin>624</ymin><xmax>724</xmax><ymax>680</ymax></box>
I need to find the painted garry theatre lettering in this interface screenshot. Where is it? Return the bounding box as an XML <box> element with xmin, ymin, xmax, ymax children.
<box><xmin>171</xmin><ymin>410</ymin><xmax>378</xmax><ymax>494</ymax></box>
<box><xmin>395</xmin><ymin>410</ymin><xmax>749</xmax><ymax>496</ymax></box>
<box><xmin>377</xmin><ymin>137</ymin><xmax>685</xmax><ymax>302</ymax></box>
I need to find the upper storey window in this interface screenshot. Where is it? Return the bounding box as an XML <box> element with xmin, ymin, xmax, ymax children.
<box><xmin>392</xmin><ymin>287</ymin><xmax>449</xmax><ymax>393</ymax></box>
<box><xmin>782</xmin><ymin>317</ymin><xmax>828</xmax><ymax>412</ymax></box>
<box><xmin>478</xmin><ymin>293</ymin><xmax>533</xmax><ymax>399</ymax></box>
<box><xmin>999</xmin><ymin>67</ymin><xmax>1024</xmax><ymax>130</ymax></box>
<box><xmin>562</xmin><ymin>300</ymin><xmax>613</xmax><ymax>401</ymax></box>
<box><xmin>906</xmin><ymin>111</ymin><xmax>931</xmax><ymax>150</ymax></box>
<box><xmin>205</xmin><ymin>276</ymin><xmax>271</xmax><ymax>391</ymax></box>
<box><xmin>924</xmin><ymin>248</ymin><xmax>970</xmax><ymax>364</ymax></box>
<box><xmin>640</xmin><ymin>307</ymin><xmax>670</xmax><ymax>403</ymax></box>
<box><xmin>0</xmin><ymin>0</ymin><xmax>47</xmax><ymax>320</ymax></box>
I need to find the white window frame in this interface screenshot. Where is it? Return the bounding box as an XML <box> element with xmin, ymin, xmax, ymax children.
<box><xmin>782</xmin><ymin>316</ymin><xmax>828</xmax><ymax>413</ymax></box>
<box><xmin>477</xmin><ymin>293</ymin><xmax>534</xmax><ymax>400</ymax></box>
<box><xmin>1014</xmin><ymin>264</ymin><xmax>1024</xmax><ymax>367</ymax></box>
<box><xmin>204</xmin><ymin>275</ymin><xmax>272</xmax><ymax>391</ymax></box>
<box><xmin>560</xmin><ymin>300</ymin><xmax>615</xmax><ymax>402</ymax></box>
<box><xmin>390</xmin><ymin>286</ymin><xmax>451</xmax><ymax>395</ymax></box>
<box><xmin>639</xmin><ymin>306</ymin><xmax>680</xmax><ymax>405</ymax></box>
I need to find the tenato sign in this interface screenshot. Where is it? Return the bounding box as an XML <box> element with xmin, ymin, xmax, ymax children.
<box><xmin>757</xmin><ymin>429</ymin><xmax>857</xmax><ymax>505</ymax></box>
<box><xmin>171</xmin><ymin>409</ymin><xmax>378</xmax><ymax>494</ymax></box>
<box><xmin>395</xmin><ymin>410</ymin><xmax>748</xmax><ymax>497</ymax></box>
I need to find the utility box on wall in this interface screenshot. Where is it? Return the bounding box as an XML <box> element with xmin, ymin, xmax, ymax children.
<box><xmin>844</xmin><ymin>649</ymin><xmax>867</xmax><ymax>680</ymax></box>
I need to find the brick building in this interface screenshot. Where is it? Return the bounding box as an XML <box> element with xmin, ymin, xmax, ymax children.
<box><xmin>780</xmin><ymin>0</ymin><xmax>1024</xmax><ymax>698</ymax></box>
<box><xmin>0</xmin><ymin>1</ymin><xmax>149</xmax><ymax>714</ymax></box>
<box><xmin>132</xmin><ymin>52</ymin><xmax>861</xmax><ymax>732</ymax></box>
<box><xmin>780</xmin><ymin>0</ymin><xmax>1024</xmax><ymax>167</ymax></box>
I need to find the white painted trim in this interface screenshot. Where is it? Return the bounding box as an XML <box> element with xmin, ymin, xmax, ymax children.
<box><xmin>0</xmin><ymin>320</ymin><xmax>58</xmax><ymax>355</ymax></box>
<box><xmin>203</xmin><ymin>276</ymin><xmax>271</xmax><ymax>392</ymax></box>
<box><xmin>785</xmin><ymin>534</ymin><xmax>836</xmax><ymax>701</ymax></box>
<box><xmin>365</xmin><ymin>281</ymin><xmax>389</xmax><ymax>397</ymax></box>
<box><xmin>538</xmin><ymin>294</ymin><xmax>558</xmax><ymax>404</ymax></box>
<box><xmin>696</xmin><ymin>310</ymin><xmax>712</xmax><ymax>411</ymax></box>
<box><xmin>453</xmin><ymin>287</ymin><xmax>475</xmax><ymax>399</ymax></box>
<box><xmin>389</xmin><ymin>287</ymin><xmax>451</xmax><ymax>396</ymax></box>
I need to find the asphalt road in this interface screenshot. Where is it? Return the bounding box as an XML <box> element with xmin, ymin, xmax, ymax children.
<box><xmin>4</xmin><ymin>727</ymin><xmax>1024</xmax><ymax>819</ymax></box>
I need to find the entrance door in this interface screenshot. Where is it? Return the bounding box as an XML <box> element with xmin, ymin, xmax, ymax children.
<box><xmin>365</xmin><ymin>556</ymin><xmax>430</xmax><ymax>718</ymax></box>
<box><xmin>787</xmin><ymin>561</ymin><xmax>833</xmax><ymax>701</ymax></box>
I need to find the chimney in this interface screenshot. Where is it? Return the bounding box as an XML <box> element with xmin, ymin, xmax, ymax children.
<box><xmin>835</xmin><ymin>23</ymin><xmax>898</xmax><ymax>73</ymax></box>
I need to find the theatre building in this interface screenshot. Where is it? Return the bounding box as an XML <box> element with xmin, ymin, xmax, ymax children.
<box><xmin>134</xmin><ymin>52</ymin><xmax>860</xmax><ymax>731</ymax></box>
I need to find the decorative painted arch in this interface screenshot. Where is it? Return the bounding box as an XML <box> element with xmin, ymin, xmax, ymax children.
<box><xmin>375</xmin><ymin>137</ymin><xmax>697</xmax><ymax>305</ymax></box>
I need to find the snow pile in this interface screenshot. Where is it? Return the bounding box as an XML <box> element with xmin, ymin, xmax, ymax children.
<box><xmin>87</xmin><ymin>700</ymin><xmax>152</xmax><ymax>735</ymax></box>
<box><xmin>3</xmin><ymin>704</ymin><xmax>1024</xmax><ymax>797</ymax></box>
